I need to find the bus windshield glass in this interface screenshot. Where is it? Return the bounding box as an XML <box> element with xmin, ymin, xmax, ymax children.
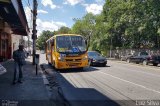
<box><xmin>56</xmin><ymin>36</ymin><xmax>86</xmax><ymax>53</ymax></box>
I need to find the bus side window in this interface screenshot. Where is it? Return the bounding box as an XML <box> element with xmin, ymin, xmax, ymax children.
<box><xmin>48</xmin><ymin>41</ymin><xmax>51</xmax><ymax>51</ymax></box>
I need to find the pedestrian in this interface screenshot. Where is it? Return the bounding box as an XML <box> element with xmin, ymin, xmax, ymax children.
<box><xmin>12</xmin><ymin>45</ymin><xmax>26</xmax><ymax>85</ymax></box>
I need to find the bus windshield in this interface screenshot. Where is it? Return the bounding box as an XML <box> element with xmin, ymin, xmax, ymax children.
<box><xmin>56</xmin><ymin>36</ymin><xmax>86</xmax><ymax>53</ymax></box>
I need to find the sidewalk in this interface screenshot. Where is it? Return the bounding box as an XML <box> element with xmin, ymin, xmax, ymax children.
<box><xmin>0</xmin><ymin>57</ymin><xmax>53</xmax><ymax>106</ymax></box>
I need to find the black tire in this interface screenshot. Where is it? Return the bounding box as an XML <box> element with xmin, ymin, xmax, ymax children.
<box><xmin>102</xmin><ymin>63</ymin><xmax>106</xmax><ymax>67</ymax></box>
<box><xmin>90</xmin><ymin>62</ymin><xmax>93</xmax><ymax>66</ymax></box>
<box><xmin>48</xmin><ymin>61</ymin><xmax>52</xmax><ymax>66</ymax></box>
<box><xmin>153</xmin><ymin>63</ymin><xmax>158</xmax><ymax>66</ymax></box>
<box><xmin>54</xmin><ymin>66</ymin><xmax>60</xmax><ymax>71</ymax></box>
<box><xmin>78</xmin><ymin>67</ymin><xmax>84</xmax><ymax>71</ymax></box>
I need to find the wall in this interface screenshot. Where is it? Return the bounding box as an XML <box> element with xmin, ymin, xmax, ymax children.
<box><xmin>0</xmin><ymin>22</ymin><xmax>23</xmax><ymax>61</ymax></box>
<box><xmin>11</xmin><ymin>34</ymin><xmax>23</xmax><ymax>52</ymax></box>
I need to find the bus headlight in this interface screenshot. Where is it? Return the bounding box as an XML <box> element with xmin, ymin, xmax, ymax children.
<box><xmin>58</xmin><ymin>57</ymin><xmax>65</xmax><ymax>61</ymax></box>
<box><xmin>82</xmin><ymin>56</ymin><xmax>88</xmax><ymax>60</ymax></box>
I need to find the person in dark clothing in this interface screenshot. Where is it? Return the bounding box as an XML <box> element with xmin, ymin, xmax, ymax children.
<box><xmin>12</xmin><ymin>45</ymin><xmax>26</xmax><ymax>84</ymax></box>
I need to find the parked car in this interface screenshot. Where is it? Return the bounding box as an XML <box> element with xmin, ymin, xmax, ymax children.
<box><xmin>88</xmin><ymin>51</ymin><xmax>107</xmax><ymax>66</ymax></box>
<box><xmin>120</xmin><ymin>53</ymin><xmax>133</xmax><ymax>61</ymax></box>
<box><xmin>127</xmin><ymin>51</ymin><xmax>160</xmax><ymax>66</ymax></box>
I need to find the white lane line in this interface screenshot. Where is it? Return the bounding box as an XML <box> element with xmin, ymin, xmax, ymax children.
<box><xmin>116</xmin><ymin>65</ymin><xmax>160</xmax><ymax>78</ymax></box>
<box><xmin>109</xmin><ymin>60</ymin><xmax>160</xmax><ymax>71</ymax></box>
<box><xmin>109</xmin><ymin>61</ymin><xmax>160</xmax><ymax>78</ymax></box>
<box><xmin>98</xmin><ymin>71</ymin><xmax>160</xmax><ymax>94</ymax></box>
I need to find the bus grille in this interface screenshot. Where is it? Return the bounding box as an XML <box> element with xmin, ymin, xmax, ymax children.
<box><xmin>68</xmin><ymin>63</ymin><xmax>81</xmax><ymax>66</ymax></box>
<box><xmin>66</xmin><ymin>59</ymin><xmax>81</xmax><ymax>62</ymax></box>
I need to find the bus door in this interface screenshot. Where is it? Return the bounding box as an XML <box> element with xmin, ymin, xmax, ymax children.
<box><xmin>46</xmin><ymin>41</ymin><xmax>52</xmax><ymax>63</ymax></box>
<box><xmin>51</xmin><ymin>39</ymin><xmax>55</xmax><ymax>65</ymax></box>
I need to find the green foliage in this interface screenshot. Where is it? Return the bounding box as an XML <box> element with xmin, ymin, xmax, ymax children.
<box><xmin>103</xmin><ymin>0</ymin><xmax>160</xmax><ymax>49</ymax></box>
<box><xmin>36</xmin><ymin>30</ymin><xmax>54</xmax><ymax>50</ymax></box>
<box><xmin>72</xmin><ymin>13</ymin><xmax>96</xmax><ymax>37</ymax></box>
<box><xmin>54</xmin><ymin>26</ymin><xmax>71</xmax><ymax>34</ymax></box>
<box><xmin>70</xmin><ymin>0</ymin><xmax>160</xmax><ymax>54</ymax></box>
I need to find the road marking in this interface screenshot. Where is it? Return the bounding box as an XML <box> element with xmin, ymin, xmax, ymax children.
<box><xmin>109</xmin><ymin>60</ymin><xmax>160</xmax><ymax>71</ymax></box>
<box><xmin>112</xmin><ymin>65</ymin><xmax>160</xmax><ymax>78</ymax></box>
<box><xmin>98</xmin><ymin>71</ymin><xmax>160</xmax><ymax>94</ymax></box>
<box><xmin>109</xmin><ymin>61</ymin><xmax>160</xmax><ymax>72</ymax></box>
<box><xmin>108</xmin><ymin>60</ymin><xmax>160</xmax><ymax>78</ymax></box>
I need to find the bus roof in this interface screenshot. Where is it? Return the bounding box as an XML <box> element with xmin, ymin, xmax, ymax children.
<box><xmin>46</xmin><ymin>34</ymin><xmax>82</xmax><ymax>42</ymax></box>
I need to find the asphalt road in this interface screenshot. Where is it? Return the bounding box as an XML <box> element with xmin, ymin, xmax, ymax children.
<box><xmin>40</xmin><ymin>53</ymin><xmax>160</xmax><ymax>106</ymax></box>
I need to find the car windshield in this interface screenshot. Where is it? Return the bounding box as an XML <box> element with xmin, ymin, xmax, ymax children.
<box><xmin>140</xmin><ymin>52</ymin><xmax>148</xmax><ymax>56</ymax></box>
<box><xmin>88</xmin><ymin>51</ymin><xmax>101</xmax><ymax>57</ymax></box>
<box><xmin>56</xmin><ymin>35</ymin><xmax>86</xmax><ymax>53</ymax></box>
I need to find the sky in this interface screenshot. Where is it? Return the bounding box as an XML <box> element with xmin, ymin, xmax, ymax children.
<box><xmin>22</xmin><ymin>0</ymin><xmax>105</xmax><ymax>37</ymax></box>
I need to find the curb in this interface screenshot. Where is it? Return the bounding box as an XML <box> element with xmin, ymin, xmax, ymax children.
<box><xmin>40</xmin><ymin>64</ymin><xmax>70</xmax><ymax>106</ymax></box>
<box><xmin>38</xmin><ymin>65</ymin><xmax>52</xmax><ymax>98</ymax></box>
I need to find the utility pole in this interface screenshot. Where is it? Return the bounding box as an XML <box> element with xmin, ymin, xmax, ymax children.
<box><xmin>32</xmin><ymin>0</ymin><xmax>38</xmax><ymax>65</ymax></box>
<box><xmin>110</xmin><ymin>36</ymin><xmax>112</xmax><ymax>58</ymax></box>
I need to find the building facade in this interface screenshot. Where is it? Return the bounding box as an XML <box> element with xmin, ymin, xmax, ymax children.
<box><xmin>0</xmin><ymin>0</ymin><xmax>29</xmax><ymax>62</ymax></box>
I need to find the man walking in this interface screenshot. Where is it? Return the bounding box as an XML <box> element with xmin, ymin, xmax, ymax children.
<box><xmin>13</xmin><ymin>45</ymin><xmax>26</xmax><ymax>84</ymax></box>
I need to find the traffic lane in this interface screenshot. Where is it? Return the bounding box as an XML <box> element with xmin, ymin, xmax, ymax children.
<box><xmin>56</xmin><ymin>71</ymin><xmax>120</xmax><ymax>106</ymax></box>
<box><xmin>39</xmin><ymin>54</ymin><xmax>160</xmax><ymax>102</ymax></box>
<box><xmin>60</xmin><ymin>68</ymin><xmax>160</xmax><ymax>100</ymax></box>
<box><xmin>96</xmin><ymin>60</ymin><xmax>160</xmax><ymax>92</ymax></box>
<box><xmin>58</xmin><ymin>69</ymin><xmax>136</xmax><ymax>106</ymax></box>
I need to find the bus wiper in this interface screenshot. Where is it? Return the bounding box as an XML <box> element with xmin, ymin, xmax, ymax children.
<box><xmin>77</xmin><ymin>46</ymin><xmax>82</xmax><ymax>53</ymax></box>
<box><xmin>74</xmin><ymin>46</ymin><xmax>82</xmax><ymax>53</ymax></box>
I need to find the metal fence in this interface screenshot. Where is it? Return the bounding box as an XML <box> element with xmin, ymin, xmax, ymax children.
<box><xmin>107</xmin><ymin>49</ymin><xmax>160</xmax><ymax>59</ymax></box>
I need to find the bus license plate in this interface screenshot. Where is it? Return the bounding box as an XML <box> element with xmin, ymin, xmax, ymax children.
<box><xmin>100</xmin><ymin>61</ymin><xmax>104</xmax><ymax>63</ymax></box>
<box><xmin>71</xmin><ymin>66</ymin><xmax>77</xmax><ymax>68</ymax></box>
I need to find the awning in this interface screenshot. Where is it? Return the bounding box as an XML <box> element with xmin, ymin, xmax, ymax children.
<box><xmin>0</xmin><ymin>0</ymin><xmax>29</xmax><ymax>36</ymax></box>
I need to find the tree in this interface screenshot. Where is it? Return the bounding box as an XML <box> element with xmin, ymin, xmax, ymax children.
<box><xmin>103</xmin><ymin>0</ymin><xmax>160</xmax><ymax>49</ymax></box>
<box><xmin>36</xmin><ymin>30</ymin><xmax>54</xmax><ymax>50</ymax></box>
<box><xmin>70</xmin><ymin>0</ymin><xmax>160</xmax><ymax>53</ymax></box>
<box><xmin>72</xmin><ymin>13</ymin><xmax>97</xmax><ymax>48</ymax></box>
<box><xmin>72</xmin><ymin>13</ymin><xmax>96</xmax><ymax>36</ymax></box>
<box><xmin>54</xmin><ymin>26</ymin><xmax>71</xmax><ymax>34</ymax></box>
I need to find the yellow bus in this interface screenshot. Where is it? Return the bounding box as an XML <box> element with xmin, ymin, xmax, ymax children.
<box><xmin>46</xmin><ymin>34</ymin><xmax>89</xmax><ymax>70</ymax></box>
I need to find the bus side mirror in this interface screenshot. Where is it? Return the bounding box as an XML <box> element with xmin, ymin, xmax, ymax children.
<box><xmin>85</xmin><ymin>40</ymin><xmax>87</xmax><ymax>45</ymax></box>
<box><xmin>85</xmin><ymin>40</ymin><xmax>89</xmax><ymax>51</ymax></box>
<box><xmin>45</xmin><ymin>43</ymin><xmax>47</xmax><ymax>53</ymax></box>
<box><xmin>51</xmin><ymin>40</ymin><xmax>54</xmax><ymax>46</ymax></box>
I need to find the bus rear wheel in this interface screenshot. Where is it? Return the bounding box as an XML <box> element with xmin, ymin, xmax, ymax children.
<box><xmin>78</xmin><ymin>67</ymin><xmax>84</xmax><ymax>71</ymax></box>
<box><xmin>48</xmin><ymin>61</ymin><xmax>52</xmax><ymax>66</ymax></box>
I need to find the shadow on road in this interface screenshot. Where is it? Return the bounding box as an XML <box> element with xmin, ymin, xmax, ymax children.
<box><xmin>41</xmin><ymin>63</ymin><xmax>100</xmax><ymax>73</ymax></box>
<box><xmin>60</xmin><ymin>67</ymin><xmax>100</xmax><ymax>73</ymax></box>
<box><xmin>92</xmin><ymin>65</ymin><xmax>111</xmax><ymax>67</ymax></box>
<box><xmin>41</xmin><ymin>63</ymin><xmax>120</xmax><ymax>106</ymax></box>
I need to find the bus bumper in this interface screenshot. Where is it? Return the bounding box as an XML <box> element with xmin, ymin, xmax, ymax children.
<box><xmin>55</xmin><ymin>60</ymin><xmax>89</xmax><ymax>69</ymax></box>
